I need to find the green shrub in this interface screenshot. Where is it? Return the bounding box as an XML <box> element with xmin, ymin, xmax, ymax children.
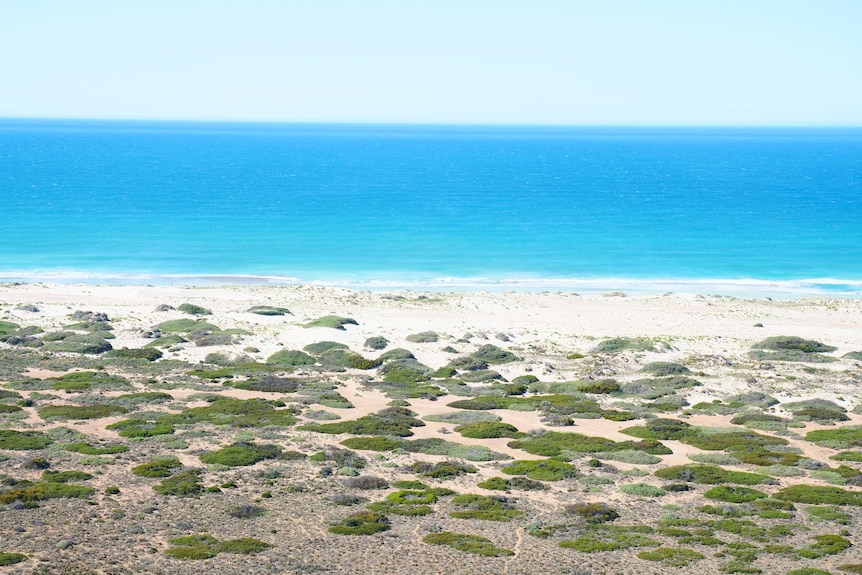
<box><xmin>576</xmin><ymin>380</ymin><xmax>621</xmax><ymax>394</ymax></box>
<box><xmin>704</xmin><ymin>486</ymin><xmax>767</xmax><ymax>503</ymax></box>
<box><xmin>621</xmin><ymin>418</ymin><xmax>695</xmax><ymax>440</ymax></box>
<box><xmin>218</xmin><ymin>538</ymin><xmax>273</xmax><ymax>554</ymax></box>
<box><xmin>807</xmin><ymin>506</ymin><xmax>851</xmax><ymax>524</ymax></box>
<box><xmin>328</xmin><ymin>511</ymin><xmax>390</xmax><ymax>535</ymax></box>
<box><xmin>455</xmin><ymin>421</ymin><xmax>519</xmax><ymax>438</ymax></box>
<box><xmin>424</xmin><ymin>411</ymin><xmax>501</xmax><ymax>424</ymax></box>
<box><xmin>450</xmin><ymin>493</ymin><xmax>524</xmax><ymax>521</ymax></box>
<box><xmin>775</xmin><ymin>485</ymin><xmax>862</xmax><ymax>506</ymax></box>
<box><xmin>620</xmin><ymin>483</ymin><xmax>666</xmax><ymax>497</ymax></box>
<box><xmin>65</xmin><ymin>441</ymin><xmax>129</xmax><ymax>455</ymax></box>
<box><xmin>200</xmin><ymin>443</ymin><xmax>282</xmax><ymax>467</ymax></box>
<box><xmin>806</xmin><ymin>427</ymin><xmax>862</xmax><ymax>448</ymax></box>
<box><xmin>594</xmin><ymin>450</ymin><xmax>662</xmax><ymax>465</ymax></box>
<box><xmin>510</xmin><ymin>430</ymin><xmax>669</xmax><ymax>457</ymax></box>
<box><xmin>0</xmin><ymin>430</ymin><xmax>52</xmax><ymax>450</ymax></box>
<box><xmin>303</xmin><ymin>315</ymin><xmax>358</xmax><ymax>330</ymax></box>
<box><xmin>0</xmin><ymin>481</ymin><xmax>95</xmax><ymax>503</ymax></box>
<box><xmin>42</xmin><ymin>470</ymin><xmax>93</xmax><ymax>483</ymax></box>
<box><xmin>156</xmin><ymin>318</ymin><xmax>220</xmax><ymax>333</ymax></box>
<box><xmin>300</xmin><ymin>406</ymin><xmax>422</xmax><ymax>437</ymax></box>
<box><xmin>266</xmin><ymin>349</ymin><xmax>316</xmax><ymax>366</ymax></box>
<box><xmin>477</xmin><ymin>476</ymin><xmax>546</xmax><ymax>491</ymax></box>
<box><xmin>655</xmin><ymin>464</ymin><xmax>769</xmax><ymax>485</ymax></box>
<box><xmin>753</xmin><ymin>336</ymin><xmax>836</xmax><ymax>353</ymax></box>
<box><xmin>106</xmin><ymin>417</ymin><xmax>175</xmax><ymax>438</ymax></box>
<box><xmin>797</xmin><ymin>534</ymin><xmax>851</xmax><ymax>559</ymax></box>
<box><xmin>107</xmin><ymin>347</ymin><xmax>163</xmax><ymax>361</ymax></box>
<box><xmin>164</xmin><ymin>398</ymin><xmax>297</xmax><ymax>428</ymax></box>
<box><xmin>0</xmin><ymin>552</ymin><xmax>27</xmax><ymax>566</ymax></box>
<box><xmin>567</xmin><ymin>502</ymin><xmax>619</xmax><ymax>524</ymax></box>
<box><xmin>637</xmin><ymin>547</ymin><xmax>704</xmax><ymax>567</ymax></box>
<box><xmin>787</xmin><ymin>569</ymin><xmax>834</xmax><ymax>575</ymax></box>
<box><xmin>43</xmin><ymin>334</ymin><xmax>113</xmax><ymax>354</ymax></box>
<box><xmin>246</xmin><ymin>305</ymin><xmax>290</xmax><ymax>315</ymax></box>
<box><xmin>176</xmin><ymin>303</ymin><xmax>211</xmax><ymax>316</ymax></box>
<box><xmin>340</xmin><ymin>436</ymin><xmax>402</xmax><ymax>451</ymax></box>
<box><xmin>501</xmin><ymin>459</ymin><xmax>579</xmax><ymax>481</ymax></box>
<box><xmin>406</xmin><ymin>331</ymin><xmax>439</xmax><ymax>343</ymax></box>
<box><xmin>49</xmin><ymin>371</ymin><xmax>130</xmax><ymax>391</ymax></box>
<box><xmin>144</xmin><ymin>334</ymin><xmax>187</xmax><ymax>348</ymax></box>
<box><xmin>408</xmin><ymin>460</ymin><xmax>478</xmax><ymax>478</ymax></box>
<box><xmin>423</xmin><ymin>532</ymin><xmax>514</xmax><ymax>556</ymax></box>
<box><xmin>153</xmin><ymin>470</ymin><xmax>204</xmax><ymax>497</ymax></box>
<box><xmin>133</xmin><ymin>457</ymin><xmax>182</xmax><ymax>478</ymax></box>
<box><xmin>38</xmin><ymin>404</ymin><xmax>129</xmax><ymax>420</ymax></box>
<box><xmin>470</xmin><ymin>344</ymin><xmax>518</xmax><ymax>364</ymax></box>
<box><xmin>559</xmin><ymin>526</ymin><xmax>660</xmax><ymax>552</ymax></box>
<box><xmin>594</xmin><ymin>337</ymin><xmax>657</xmax><ymax>353</ymax></box>
<box><xmin>0</xmin><ymin>320</ymin><xmax>19</xmax><ymax>336</ymax></box>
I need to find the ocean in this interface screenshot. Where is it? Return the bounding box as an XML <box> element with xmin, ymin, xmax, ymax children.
<box><xmin>1</xmin><ymin>119</ymin><xmax>860</xmax><ymax>295</ymax></box>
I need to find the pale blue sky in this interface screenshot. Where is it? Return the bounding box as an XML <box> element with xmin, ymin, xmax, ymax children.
<box><xmin>1</xmin><ymin>0</ymin><xmax>860</xmax><ymax>125</ymax></box>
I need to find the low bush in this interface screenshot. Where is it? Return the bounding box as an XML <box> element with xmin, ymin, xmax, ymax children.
<box><xmin>0</xmin><ymin>430</ymin><xmax>52</xmax><ymax>450</ymax></box>
<box><xmin>266</xmin><ymin>349</ymin><xmax>316</xmax><ymax>366</ymax></box>
<box><xmin>559</xmin><ymin>525</ymin><xmax>660</xmax><ymax>552</ymax></box>
<box><xmin>406</xmin><ymin>331</ymin><xmax>439</xmax><ymax>343</ymax></box>
<box><xmin>107</xmin><ymin>347</ymin><xmax>163</xmax><ymax>361</ymax></box>
<box><xmin>703</xmin><ymin>486</ymin><xmax>767</xmax><ymax>503</ymax></box>
<box><xmin>641</xmin><ymin>362</ymin><xmax>691</xmax><ymax>376</ymax></box>
<box><xmin>806</xmin><ymin>427</ymin><xmax>862</xmax><ymax>448</ymax></box>
<box><xmin>620</xmin><ymin>483</ymin><xmax>666</xmax><ymax>497</ymax></box>
<box><xmin>655</xmin><ymin>464</ymin><xmax>770</xmax><ymax>485</ymax></box>
<box><xmin>344</xmin><ymin>476</ymin><xmax>389</xmax><ymax>490</ymax></box>
<box><xmin>42</xmin><ymin>470</ymin><xmax>93</xmax><ymax>483</ymax></box>
<box><xmin>501</xmin><ymin>459</ymin><xmax>579</xmax><ymax>481</ymax></box>
<box><xmin>753</xmin><ymin>336</ymin><xmax>836</xmax><ymax>353</ymax></box>
<box><xmin>566</xmin><ymin>502</ymin><xmax>619</xmax><ymax>524</ymax></box>
<box><xmin>477</xmin><ymin>476</ymin><xmax>546</xmax><ymax>491</ymax></box>
<box><xmin>807</xmin><ymin>505</ymin><xmax>851</xmax><ymax>524</ymax></box>
<box><xmin>153</xmin><ymin>470</ymin><xmax>204</xmax><ymax>497</ymax></box>
<box><xmin>65</xmin><ymin>441</ymin><xmax>129</xmax><ymax>455</ymax></box>
<box><xmin>0</xmin><ymin>481</ymin><xmax>95</xmax><ymax>503</ymax></box>
<box><xmin>49</xmin><ymin>371</ymin><xmax>130</xmax><ymax>391</ymax></box>
<box><xmin>328</xmin><ymin>511</ymin><xmax>390</xmax><ymax>535</ymax></box>
<box><xmin>38</xmin><ymin>404</ymin><xmax>129</xmax><ymax>420</ymax></box>
<box><xmin>156</xmin><ymin>318</ymin><xmax>220</xmax><ymax>333</ymax></box>
<box><xmin>133</xmin><ymin>457</ymin><xmax>182</xmax><ymax>478</ymax></box>
<box><xmin>594</xmin><ymin>337</ymin><xmax>658</xmax><ymax>353</ymax></box>
<box><xmin>200</xmin><ymin>443</ymin><xmax>282</xmax><ymax>467</ymax></box>
<box><xmin>303</xmin><ymin>316</ymin><xmax>358</xmax><ymax>330</ymax></box>
<box><xmin>0</xmin><ymin>552</ymin><xmax>27</xmax><ymax>566</ymax></box>
<box><xmin>775</xmin><ymin>485</ymin><xmax>862</xmax><ymax>506</ymax></box>
<box><xmin>455</xmin><ymin>421</ymin><xmax>519</xmax><ymax>438</ymax></box>
<box><xmin>797</xmin><ymin>534</ymin><xmax>852</xmax><ymax>559</ymax></box>
<box><xmin>424</xmin><ymin>411</ymin><xmax>501</xmax><ymax>424</ymax></box>
<box><xmin>247</xmin><ymin>305</ymin><xmax>291</xmax><ymax>315</ymax></box>
<box><xmin>450</xmin><ymin>493</ymin><xmax>524</xmax><ymax>521</ymax></box>
<box><xmin>364</xmin><ymin>336</ymin><xmax>389</xmax><ymax>350</ymax></box>
<box><xmin>423</xmin><ymin>532</ymin><xmax>514</xmax><ymax>556</ymax></box>
<box><xmin>300</xmin><ymin>407</ymin><xmax>423</xmax><ymax>437</ymax></box>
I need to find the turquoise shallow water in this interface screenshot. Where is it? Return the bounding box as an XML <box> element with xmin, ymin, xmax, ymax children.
<box><xmin>1</xmin><ymin>119</ymin><xmax>861</xmax><ymax>294</ymax></box>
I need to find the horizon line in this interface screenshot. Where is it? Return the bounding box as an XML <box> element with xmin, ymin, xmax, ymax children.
<box><xmin>2</xmin><ymin>115</ymin><xmax>861</xmax><ymax>130</ymax></box>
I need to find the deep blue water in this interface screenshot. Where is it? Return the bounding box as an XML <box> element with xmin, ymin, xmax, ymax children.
<box><xmin>1</xmin><ymin>119</ymin><xmax>861</xmax><ymax>293</ymax></box>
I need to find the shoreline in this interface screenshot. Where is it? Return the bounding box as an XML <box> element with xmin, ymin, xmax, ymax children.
<box><xmin>2</xmin><ymin>274</ymin><xmax>862</xmax><ymax>299</ymax></box>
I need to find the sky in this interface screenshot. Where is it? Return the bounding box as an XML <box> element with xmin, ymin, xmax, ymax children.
<box><xmin>1</xmin><ymin>0</ymin><xmax>861</xmax><ymax>125</ymax></box>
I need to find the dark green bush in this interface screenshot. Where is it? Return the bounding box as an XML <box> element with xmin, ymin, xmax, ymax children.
<box><xmin>200</xmin><ymin>443</ymin><xmax>282</xmax><ymax>467</ymax></box>
<box><xmin>703</xmin><ymin>486</ymin><xmax>767</xmax><ymax>503</ymax></box>
<box><xmin>753</xmin><ymin>336</ymin><xmax>836</xmax><ymax>353</ymax></box>
<box><xmin>107</xmin><ymin>347</ymin><xmax>163</xmax><ymax>361</ymax></box>
<box><xmin>328</xmin><ymin>511</ymin><xmax>390</xmax><ymax>535</ymax></box>
<box><xmin>806</xmin><ymin>427</ymin><xmax>862</xmax><ymax>447</ymax></box>
<box><xmin>567</xmin><ymin>502</ymin><xmax>619</xmax><ymax>524</ymax></box>
<box><xmin>594</xmin><ymin>337</ymin><xmax>657</xmax><ymax>353</ymax></box>
<box><xmin>501</xmin><ymin>459</ymin><xmax>579</xmax><ymax>481</ymax></box>
<box><xmin>641</xmin><ymin>362</ymin><xmax>691</xmax><ymax>376</ymax></box>
<box><xmin>423</xmin><ymin>532</ymin><xmax>514</xmax><ymax>556</ymax></box>
<box><xmin>153</xmin><ymin>470</ymin><xmax>204</xmax><ymax>497</ymax></box>
<box><xmin>364</xmin><ymin>336</ymin><xmax>389</xmax><ymax>350</ymax></box>
<box><xmin>106</xmin><ymin>417</ymin><xmax>175</xmax><ymax>438</ymax></box>
<box><xmin>0</xmin><ymin>481</ymin><xmax>95</xmax><ymax>503</ymax></box>
<box><xmin>775</xmin><ymin>485</ymin><xmax>862</xmax><ymax>506</ymax></box>
<box><xmin>406</xmin><ymin>331</ymin><xmax>439</xmax><ymax>343</ymax></box>
<box><xmin>655</xmin><ymin>464</ymin><xmax>769</xmax><ymax>485</ymax></box>
<box><xmin>797</xmin><ymin>534</ymin><xmax>852</xmax><ymax>559</ymax></box>
<box><xmin>42</xmin><ymin>470</ymin><xmax>93</xmax><ymax>483</ymax></box>
<box><xmin>303</xmin><ymin>316</ymin><xmax>358</xmax><ymax>330</ymax></box>
<box><xmin>156</xmin><ymin>319</ymin><xmax>220</xmax><ymax>333</ymax></box>
<box><xmin>247</xmin><ymin>305</ymin><xmax>291</xmax><ymax>315</ymax></box>
<box><xmin>49</xmin><ymin>371</ymin><xmax>130</xmax><ymax>391</ymax></box>
<box><xmin>300</xmin><ymin>406</ymin><xmax>423</xmax><ymax>437</ymax></box>
<box><xmin>450</xmin><ymin>493</ymin><xmax>524</xmax><ymax>521</ymax></box>
<box><xmin>0</xmin><ymin>430</ymin><xmax>52</xmax><ymax>450</ymax></box>
<box><xmin>477</xmin><ymin>476</ymin><xmax>547</xmax><ymax>491</ymax></box>
<box><xmin>43</xmin><ymin>334</ymin><xmax>113</xmax><ymax>354</ymax></box>
<box><xmin>133</xmin><ymin>457</ymin><xmax>182</xmax><ymax>478</ymax></box>
<box><xmin>0</xmin><ymin>552</ymin><xmax>27</xmax><ymax>566</ymax></box>
<box><xmin>471</xmin><ymin>344</ymin><xmax>518</xmax><ymax>364</ymax></box>
<box><xmin>576</xmin><ymin>380</ymin><xmax>621</xmax><ymax>394</ymax></box>
<box><xmin>266</xmin><ymin>349</ymin><xmax>315</xmax><ymax>366</ymax></box>
<box><xmin>455</xmin><ymin>421</ymin><xmax>519</xmax><ymax>438</ymax></box>
<box><xmin>38</xmin><ymin>404</ymin><xmax>129</xmax><ymax>420</ymax></box>
<box><xmin>177</xmin><ymin>303</ymin><xmax>212</xmax><ymax>315</ymax></box>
